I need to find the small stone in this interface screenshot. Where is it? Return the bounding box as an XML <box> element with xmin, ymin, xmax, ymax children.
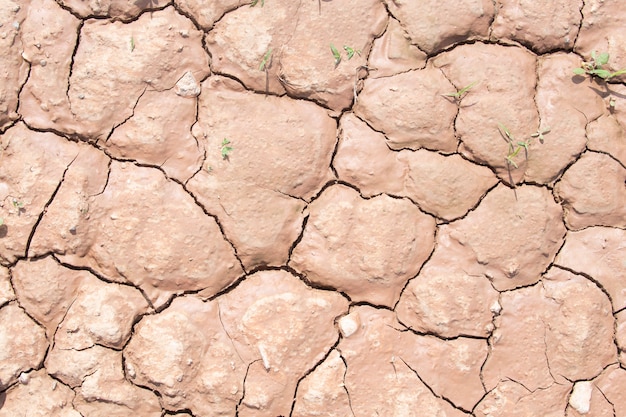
<box><xmin>338</xmin><ymin>313</ymin><xmax>360</xmax><ymax>338</ymax></box>
<box><xmin>18</xmin><ymin>372</ymin><xmax>30</xmax><ymax>384</ymax></box>
<box><xmin>569</xmin><ymin>381</ymin><xmax>593</xmax><ymax>414</ymax></box>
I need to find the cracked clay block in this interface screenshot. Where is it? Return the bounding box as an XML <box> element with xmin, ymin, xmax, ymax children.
<box><xmin>594</xmin><ymin>365</ymin><xmax>626</xmax><ymax>416</ymax></box>
<box><xmin>555</xmin><ymin>152</ymin><xmax>626</xmax><ymax>230</ymax></box>
<box><xmin>433</xmin><ymin>43</ymin><xmax>538</xmax><ymax>185</ymax></box>
<box><xmin>0</xmin><ymin>123</ymin><xmax>81</xmax><ymax>264</ymax></box>
<box><xmin>0</xmin><ymin>303</ymin><xmax>48</xmax><ymax>390</ymax></box>
<box><xmin>218</xmin><ymin>270</ymin><xmax>349</xmax><ymax>417</ymax></box>
<box><xmin>175</xmin><ymin>0</ymin><xmax>248</xmax><ymax>30</ymax></box>
<box><xmin>556</xmin><ymin>227</ymin><xmax>626</xmax><ymax>312</ymax></box>
<box><xmin>57</xmin><ymin>0</ymin><xmax>169</xmax><ymax>20</ymax></box>
<box><xmin>290</xmin><ymin>184</ymin><xmax>436</xmax><ymax>307</ymax></box>
<box><xmin>0</xmin><ymin>0</ymin><xmax>28</xmax><ymax>131</ymax></box>
<box><xmin>475</xmin><ymin>380</ymin><xmax>571</xmax><ymax>417</ymax></box>
<box><xmin>21</xmin><ymin>6</ymin><xmax>209</xmax><ymax>140</ymax></box>
<box><xmin>383</xmin><ymin>0</ymin><xmax>493</xmax><ymax>54</ymax></box>
<box><xmin>334</xmin><ymin>113</ymin><xmax>498</xmax><ymax>221</ymax></box>
<box><xmin>338</xmin><ymin>306</ymin><xmax>475</xmax><ymax>416</ymax></box>
<box><xmin>0</xmin><ymin>266</ymin><xmax>14</xmax><ymax>307</ymax></box>
<box><xmin>0</xmin><ymin>369</ymin><xmax>81</xmax><ymax>417</ymax></box>
<box><xmin>618</xmin><ymin>310</ymin><xmax>626</xmax><ymax>367</ymax></box>
<box><xmin>368</xmin><ymin>17</ymin><xmax>427</xmax><ymax>78</ymax></box>
<box><xmin>353</xmin><ymin>65</ymin><xmax>458</xmax><ymax>153</ymax></box>
<box><xmin>436</xmin><ymin>184</ymin><xmax>565</xmax><ymax>291</ymax></box>
<box><xmin>124</xmin><ymin>295</ymin><xmax>247</xmax><ymax>417</ymax></box>
<box><xmin>30</xmin><ymin>158</ymin><xmax>243</xmax><ymax>309</ymax></box>
<box><xmin>483</xmin><ymin>268</ymin><xmax>616</xmax><ymax>393</ymax></box>
<box><xmin>491</xmin><ymin>0</ymin><xmax>581</xmax><ymax>52</ymax></box>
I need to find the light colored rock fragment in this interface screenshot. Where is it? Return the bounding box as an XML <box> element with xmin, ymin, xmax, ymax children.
<box><xmin>569</xmin><ymin>381</ymin><xmax>593</xmax><ymax>414</ymax></box>
<box><xmin>555</xmin><ymin>152</ymin><xmax>626</xmax><ymax>229</ymax></box>
<box><xmin>175</xmin><ymin>71</ymin><xmax>201</xmax><ymax>97</ymax></box>
<box><xmin>354</xmin><ymin>66</ymin><xmax>458</xmax><ymax>152</ymax></box>
<box><xmin>532</xmin><ymin>53</ymin><xmax>605</xmax><ymax>184</ymax></box>
<box><xmin>0</xmin><ymin>266</ymin><xmax>14</xmax><ymax>307</ymax></box>
<box><xmin>292</xmin><ymin>350</ymin><xmax>352</xmax><ymax>417</ymax></box>
<box><xmin>124</xmin><ymin>295</ymin><xmax>248</xmax><ymax>416</ymax></box>
<box><xmin>384</xmin><ymin>0</ymin><xmax>493</xmax><ymax>53</ymax></box>
<box><xmin>0</xmin><ymin>0</ymin><xmax>29</xmax><ymax>131</ymax></box>
<box><xmin>0</xmin><ymin>123</ymin><xmax>81</xmax><ymax>264</ymax></box>
<box><xmin>31</xmin><ymin>160</ymin><xmax>243</xmax><ymax>309</ymax></box>
<box><xmin>433</xmin><ymin>43</ymin><xmax>539</xmax><ymax>184</ymax></box>
<box><xmin>338</xmin><ymin>311</ymin><xmax>361</xmax><ymax>338</ymax></box>
<box><xmin>475</xmin><ymin>380</ymin><xmax>571</xmax><ymax>417</ymax></box>
<box><xmin>21</xmin><ymin>7</ymin><xmax>209</xmax><ymax>140</ymax></box>
<box><xmin>106</xmin><ymin>87</ymin><xmax>203</xmax><ymax>182</ymax></box>
<box><xmin>438</xmin><ymin>184</ymin><xmax>565</xmax><ymax>291</ymax></box>
<box><xmin>0</xmin><ymin>303</ymin><xmax>48</xmax><ymax>390</ymax></box>
<box><xmin>338</xmin><ymin>306</ymin><xmax>471</xmax><ymax>416</ymax></box>
<box><xmin>396</xmin><ymin>254</ymin><xmax>500</xmax><ymax>338</ymax></box>
<box><xmin>491</xmin><ymin>0</ymin><xmax>581</xmax><ymax>52</ymax></box>
<box><xmin>57</xmin><ymin>0</ymin><xmax>168</xmax><ymax>20</ymax></box>
<box><xmin>556</xmin><ymin>227</ymin><xmax>626</xmax><ymax>311</ymax></box>
<box><xmin>290</xmin><ymin>184</ymin><xmax>436</xmax><ymax>307</ymax></box>
<box><xmin>207</xmin><ymin>0</ymin><xmax>387</xmax><ymax>111</ymax></box>
<box><xmin>218</xmin><ymin>270</ymin><xmax>349</xmax><ymax>417</ymax></box>
<box><xmin>0</xmin><ymin>369</ymin><xmax>81</xmax><ymax>417</ymax></box>
<box><xmin>368</xmin><ymin>17</ymin><xmax>427</xmax><ymax>78</ymax></box>
<box><xmin>334</xmin><ymin>113</ymin><xmax>498</xmax><ymax>221</ymax></box>
<box><xmin>575</xmin><ymin>0</ymin><xmax>626</xmax><ymax>83</ymax></box>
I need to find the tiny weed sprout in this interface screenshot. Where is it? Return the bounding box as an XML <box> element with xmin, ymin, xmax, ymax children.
<box><xmin>259</xmin><ymin>48</ymin><xmax>272</xmax><ymax>71</ymax></box>
<box><xmin>498</xmin><ymin>123</ymin><xmax>550</xmax><ymax>188</ymax></box>
<box><xmin>130</xmin><ymin>36</ymin><xmax>135</xmax><ymax>52</ymax></box>
<box><xmin>531</xmin><ymin>127</ymin><xmax>551</xmax><ymax>144</ymax></box>
<box><xmin>573</xmin><ymin>51</ymin><xmax>626</xmax><ymax>80</ymax></box>
<box><xmin>0</xmin><ymin>217</ymin><xmax>3</xmax><ymax>226</ymax></box>
<box><xmin>330</xmin><ymin>44</ymin><xmax>341</xmax><ymax>67</ymax></box>
<box><xmin>221</xmin><ymin>138</ymin><xmax>233</xmax><ymax>159</ymax></box>
<box><xmin>250</xmin><ymin>0</ymin><xmax>264</xmax><ymax>7</ymax></box>
<box><xmin>343</xmin><ymin>45</ymin><xmax>361</xmax><ymax>60</ymax></box>
<box><xmin>12</xmin><ymin>199</ymin><xmax>24</xmax><ymax>210</ymax></box>
<box><xmin>443</xmin><ymin>81</ymin><xmax>478</xmax><ymax>100</ymax></box>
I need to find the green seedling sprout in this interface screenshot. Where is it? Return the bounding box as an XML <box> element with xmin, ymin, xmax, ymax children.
<box><xmin>130</xmin><ymin>36</ymin><xmax>135</xmax><ymax>52</ymax></box>
<box><xmin>442</xmin><ymin>81</ymin><xmax>478</xmax><ymax>100</ymax></box>
<box><xmin>221</xmin><ymin>138</ymin><xmax>233</xmax><ymax>160</ymax></box>
<box><xmin>12</xmin><ymin>199</ymin><xmax>24</xmax><ymax>210</ymax></box>
<box><xmin>343</xmin><ymin>45</ymin><xmax>361</xmax><ymax>60</ymax></box>
<box><xmin>573</xmin><ymin>51</ymin><xmax>626</xmax><ymax>80</ymax></box>
<box><xmin>330</xmin><ymin>44</ymin><xmax>341</xmax><ymax>67</ymax></box>
<box><xmin>250</xmin><ymin>0</ymin><xmax>264</xmax><ymax>7</ymax></box>
<box><xmin>530</xmin><ymin>127</ymin><xmax>551</xmax><ymax>144</ymax></box>
<box><xmin>259</xmin><ymin>48</ymin><xmax>272</xmax><ymax>71</ymax></box>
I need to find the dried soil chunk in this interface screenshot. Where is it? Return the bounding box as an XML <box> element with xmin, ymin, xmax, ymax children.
<box><xmin>368</xmin><ymin>17</ymin><xmax>427</xmax><ymax>78</ymax></box>
<box><xmin>0</xmin><ymin>266</ymin><xmax>14</xmax><ymax>307</ymax></box>
<box><xmin>353</xmin><ymin>67</ymin><xmax>458</xmax><ymax>152</ymax></box>
<box><xmin>396</xmin><ymin>254</ymin><xmax>500</xmax><ymax>338</ymax></box>
<box><xmin>334</xmin><ymin>114</ymin><xmax>498</xmax><ymax>221</ymax></box>
<box><xmin>0</xmin><ymin>123</ymin><xmax>80</xmax><ymax>264</ymax></box>
<box><xmin>567</xmin><ymin>380</ymin><xmax>613</xmax><ymax>417</ymax></box>
<box><xmin>617</xmin><ymin>310</ymin><xmax>626</xmax><ymax>367</ymax></box>
<box><xmin>556</xmin><ymin>227</ymin><xmax>626</xmax><ymax>311</ymax></box>
<box><xmin>383</xmin><ymin>0</ymin><xmax>493</xmax><ymax>54</ymax></box>
<box><xmin>175</xmin><ymin>0</ymin><xmax>248</xmax><ymax>30</ymax></box>
<box><xmin>491</xmin><ymin>0</ymin><xmax>581</xmax><ymax>52</ymax></box>
<box><xmin>532</xmin><ymin>53</ymin><xmax>605</xmax><ymax>184</ymax></box>
<box><xmin>555</xmin><ymin>152</ymin><xmax>626</xmax><ymax>230</ymax></box>
<box><xmin>433</xmin><ymin>43</ymin><xmax>538</xmax><ymax>184</ymax></box>
<box><xmin>31</xmin><ymin>160</ymin><xmax>243</xmax><ymax>309</ymax></box>
<box><xmin>0</xmin><ymin>0</ymin><xmax>27</xmax><ymax>130</ymax></box>
<box><xmin>292</xmin><ymin>350</ymin><xmax>352</xmax><ymax>417</ymax></box>
<box><xmin>290</xmin><ymin>184</ymin><xmax>436</xmax><ymax>307</ymax></box>
<box><xmin>124</xmin><ymin>296</ymin><xmax>246</xmax><ymax>417</ymax></box>
<box><xmin>106</xmin><ymin>88</ymin><xmax>203</xmax><ymax>183</ymax></box>
<box><xmin>0</xmin><ymin>370</ymin><xmax>81</xmax><ymax>417</ymax></box>
<box><xmin>588</xmin><ymin>110</ymin><xmax>626</xmax><ymax>167</ymax></box>
<box><xmin>338</xmin><ymin>307</ymin><xmax>471</xmax><ymax>416</ymax></box>
<box><xmin>438</xmin><ymin>184</ymin><xmax>565</xmax><ymax>291</ymax></box>
<box><xmin>57</xmin><ymin>0</ymin><xmax>168</xmax><ymax>20</ymax></box>
<box><xmin>475</xmin><ymin>380</ymin><xmax>571</xmax><ymax>417</ymax></box>
<box><xmin>0</xmin><ymin>303</ymin><xmax>48</xmax><ymax>390</ymax></box>
<box><xmin>593</xmin><ymin>365</ymin><xmax>626</xmax><ymax>417</ymax></box>
<box><xmin>576</xmin><ymin>0</ymin><xmax>626</xmax><ymax>83</ymax></box>
<box><xmin>218</xmin><ymin>270</ymin><xmax>349</xmax><ymax>417</ymax></box>
<box><xmin>18</xmin><ymin>0</ymin><xmax>79</xmax><ymax>130</ymax></box>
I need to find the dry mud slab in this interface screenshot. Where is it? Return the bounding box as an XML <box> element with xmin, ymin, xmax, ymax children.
<box><xmin>0</xmin><ymin>0</ymin><xmax>625</xmax><ymax>416</ymax></box>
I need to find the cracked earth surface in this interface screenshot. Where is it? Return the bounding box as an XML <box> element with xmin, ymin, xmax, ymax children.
<box><xmin>0</xmin><ymin>0</ymin><xmax>625</xmax><ymax>416</ymax></box>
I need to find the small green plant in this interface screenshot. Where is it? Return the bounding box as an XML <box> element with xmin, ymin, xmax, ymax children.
<box><xmin>12</xmin><ymin>199</ymin><xmax>24</xmax><ymax>211</ymax></box>
<box><xmin>259</xmin><ymin>48</ymin><xmax>272</xmax><ymax>71</ymax></box>
<box><xmin>221</xmin><ymin>138</ymin><xmax>233</xmax><ymax>159</ymax></box>
<box><xmin>343</xmin><ymin>45</ymin><xmax>361</xmax><ymax>60</ymax></box>
<box><xmin>573</xmin><ymin>51</ymin><xmax>626</xmax><ymax>80</ymax></box>
<box><xmin>530</xmin><ymin>127</ymin><xmax>551</xmax><ymax>144</ymax></box>
<box><xmin>442</xmin><ymin>81</ymin><xmax>478</xmax><ymax>100</ymax></box>
<box><xmin>130</xmin><ymin>36</ymin><xmax>135</xmax><ymax>52</ymax></box>
<box><xmin>330</xmin><ymin>44</ymin><xmax>341</xmax><ymax>67</ymax></box>
<box><xmin>498</xmin><ymin>124</ymin><xmax>549</xmax><ymax>189</ymax></box>
<box><xmin>250</xmin><ymin>0</ymin><xmax>264</xmax><ymax>7</ymax></box>
<box><xmin>0</xmin><ymin>217</ymin><xmax>3</xmax><ymax>226</ymax></box>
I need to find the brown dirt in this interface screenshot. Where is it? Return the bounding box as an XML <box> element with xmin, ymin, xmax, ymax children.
<box><xmin>1</xmin><ymin>0</ymin><xmax>625</xmax><ymax>416</ymax></box>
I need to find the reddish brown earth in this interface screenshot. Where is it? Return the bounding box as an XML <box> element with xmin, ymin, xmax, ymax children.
<box><xmin>1</xmin><ymin>0</ymin><xmax>625</xmax><ymax>416</ymax></box>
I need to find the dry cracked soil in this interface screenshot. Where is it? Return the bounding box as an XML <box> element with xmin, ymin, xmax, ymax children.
<box><xmin>0</xmin><ymin>0</ymin><xmax>625</xmax><ymax>416</ymax></box>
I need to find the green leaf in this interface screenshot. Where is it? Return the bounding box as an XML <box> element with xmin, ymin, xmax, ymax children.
<box><xmin>221</xmin><ymin>138</ymin><xmax>233</xmax><ymax>159</ymax></box>
<box><xmin>0</xmin><ymin>217</ymin><xmax>3</xmax><ymax>226</ymax></box>
<box><xmin>330</xmin><ymin>44</ymin><xmax>341</xmax><ymax>66</ymax></box>
<box><xmin>609</xmin><ymin>68</ymin><xmax>626</xmax><ymax>78</ymax></box>
<box><xmin>591</xmin><ymin>69</ymin><xmax>611</xmax><ymax>79</ymax></box>
<box><xmin>597</xmin><ymin>52</ymin><xmax>610</xmax><ymax>66</ymax></box>
<box><xmin>573</xmin><ymin>67</ymin><xmax>586</xmax><ymax>75</ymax></box>
<box><xmin>259</xmin><ymin>48</ymin><xmax>272</xmax><ymax>71</ymax></box>
<box><xmin>250</xmin><ymin>0</ymin><xmax>264</xmax><ymax>6</ymax></box>
<box><xmin>130</xmin><ymin>36</ymin><xmax>135</xmax><ymax>52</ymax></box>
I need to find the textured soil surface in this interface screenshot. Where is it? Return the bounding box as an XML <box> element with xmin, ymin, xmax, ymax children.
<box><xmin>1</xmin><ymin>0</ymin><xmax>626</xmax><ymax>416</ymax></box>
